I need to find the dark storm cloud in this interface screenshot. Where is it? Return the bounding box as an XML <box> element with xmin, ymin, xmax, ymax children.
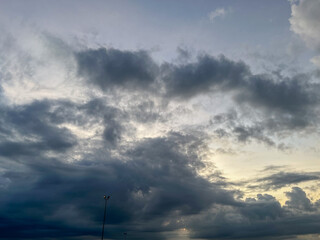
<box><xmin>0</xmin><ymin>97</ymin><xmax>132</xmax><ymax>157</ymax></box>
<box><xmin>161</xmin><ymin>54</ymin><xmax>318</xmax><ymax>114</ymax></box>
<box><xmin>239</xmin><ymin>73</ymin><xmax>316</xmax><ymax>115</ymax></box>
<box><xmin>285</xmin><ymin>187</ymin><xmax>314</xmax><ymax>212</ymax></box>
<box><xmin>162</xmin><ymin>54</ymin><xmax>319</xmax><ymax>131</ymax></box>
<box><xmin>250</xmin><ymin>171</ymin><xmax>320</xmax><ymax>190</ymax></box>
<box><xmin>0</xmin><ymin>100</ymin><xmax>77</xmax><ymax>156</ymax></box>
<box><xmin>161</xmin><ymin>55</ymin><xmax>250</xmax><ymax>99</ymax></box>
<box><xmin>76</xmin><ymin>48</ymin><xmax>159</xmax><ymax>91</ymax></box>
<box><xmin>0</xmin><ymin>94</ymin><xmax>233</xmax><ymax>239</ymax></box>
<box><xmin>188</xmin><ymin>188</ymin><xmax>320</xmax><ymax>240</ymax></box>
<box><xmin>0</xmin><ymin>131</ymin><xmax>236</xmax><ymax>239</ymax></box>
<box><xmin>102</xmin><ymin>118</ymin><xmax>123</xmax><ymax>146</ymax></box>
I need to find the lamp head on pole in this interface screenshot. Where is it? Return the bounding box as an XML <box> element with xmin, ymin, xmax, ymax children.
<box><xmin>104</xmin><ymin>195</ymin><xmax>110</xmax><ymax>200</ymax></box>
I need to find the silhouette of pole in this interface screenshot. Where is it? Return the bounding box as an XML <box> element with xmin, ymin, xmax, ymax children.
<box><xmin>123</xmin><ymin>232</ymin><xmax>127</xmax><ymax>240</ymax></box>
<box><xmin>101</xmin><ymin>195</ymin><xmax>110</xmax><ymax>240</ymax></box>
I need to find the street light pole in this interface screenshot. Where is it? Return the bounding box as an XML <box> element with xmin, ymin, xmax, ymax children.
<box><xmin>123</xmin><ymin>232</ymin><xmax>127</xmax><ymax>240</ymax></box>
<box><xmin>101</xmin><ymin>195</ymin><xmax>110</xmax><ymax>240</ymax></box>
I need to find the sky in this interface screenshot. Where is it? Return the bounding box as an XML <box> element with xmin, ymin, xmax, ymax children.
<box><xmin>1</xmin><ymin>0</ymin><xmax>320</xmax><ymax>239</ymax></box>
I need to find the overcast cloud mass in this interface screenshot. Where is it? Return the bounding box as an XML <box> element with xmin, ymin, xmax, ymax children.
<box><xmin>1</xmin><ymin>0</ymin><xmax>320</xmax><ymax>239</ymax></box>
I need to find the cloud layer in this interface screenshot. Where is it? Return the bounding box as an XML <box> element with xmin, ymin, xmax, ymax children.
<box><xmin>1</xmin><ymin>28</ymin><xmax>320</xmax><ymax>240</ymax></box>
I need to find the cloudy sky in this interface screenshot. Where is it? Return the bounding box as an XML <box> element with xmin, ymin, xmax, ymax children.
<box><xmin>1</xmin><ymin>0</ymin><xmax>320</xmax><ymax>239</ymax></box>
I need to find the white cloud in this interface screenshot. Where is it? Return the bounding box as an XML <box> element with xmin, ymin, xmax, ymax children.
<box><xmin>0</xmin><ymin>28</ymin><xmax>87</xmax><ymax>105</ymax></box>
<box><xmin>208</xmin><ymin>8</ymin><xmax>228</xmax><ymax>22</ymax></box>
<box><xmin>289</xmin><ymin>0</ymin><xmax>320</xmax><ymax>67</ymax></box>
<box><xmin>311</xmin><ymin>56</ymin><xmax>320</xmax><ymax>68</ymax></box>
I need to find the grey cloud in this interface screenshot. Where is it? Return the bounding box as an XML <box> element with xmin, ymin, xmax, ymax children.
<box><xmin>209</xmin><ymin>109</ymin><xmax>311</xmax><ymax>148</ymax></box>
<box><xmin>188</xmin><ymin>188</ymin><xmax>320</xmax><ymax>240</ymax></box>
<box><xmin>237</xmin><ymin>74</ymin><xmax>318</xmax><ymax>120</ymax></box>
<box><xmin>262</xmin><ymin>165</ymin><xmax>288</xmax><ymax>172</ymax></box>
<box><xmin>161</xmin><ymin>55</ymin><xmax>249</xmax><ymax>99</ymax></box>
<box><xmin>171</xmin><ymin>59</ymin><xmax>320</xmax><ymax>146</ymax></box>
<box><xmin>176</xmin><ymin>46</ymin><xmax>192</xmax><ymax>62</ymax></box>
<box><xmin>210</xmin><ymin>113</ymin><xmax>279</xmax><ymax>147</ymax></box>
<box><xmin>0</xmin><ymin>100</ymin><xmax>77</xmax><ymax>156</ymax></box>
<box><xmin>128</xmin><ymin>98</ymin><xmax>164</xmax><ymax>123</ymax></box>
<box><xmin>214</xmin><ymin>128</ymin><xmax>230</xmax><ymax>138</ymax></box>
<box><xmin>233</xmin><ymin>125</ymin><xmax>275</xmax><ymax>146</ymax></box>
<box><xmin>215</xmin><ymin>147</ymin><xmax>237</xmax><ymax>155</ymax></box>
<box><xmin>241</xmin><ymin>194</ymin><xmax>284</xmax><ymax>221</ymax></box>
<box><xmin>76</xmin><ymin>48</ymin><xmax>159</xmax><ymax>91</ymax></box>
<box><xmin>285</xmin><ymin>187</ymin><xmax>314</xmax><ymax>211</ymax></box>
<box><xmin>249</xmin><ymin>171</ymin><xmax>320</xmax><ymax>191</ymax></box>
<box><xmin>0</xmin><ymin>98</ymin><xmax>132</xmax><ymax>157</ymax></box>
<box><xmin>103</xmin><ymin>113</ymin><xmax>123</xmax><ymax>146</ymax></box>
<box><xmin>80</xmin><ymin>97</ymin><xmax>161</xmax><ymax>145</ymax></box>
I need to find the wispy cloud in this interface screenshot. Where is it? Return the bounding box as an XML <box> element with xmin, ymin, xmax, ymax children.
<box><xmin>208</xmin><ymin>8</ymin><xmax>229</xmax><ymax>22</ymax></box>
